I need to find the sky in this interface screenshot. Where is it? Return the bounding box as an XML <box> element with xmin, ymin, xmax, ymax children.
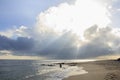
<box><xmin>0</xmin><ymin>0</ymin><xmax>120</xmax><ymax>59</ymax></box>
<box><xmin>0</xmin><ymin>0</ymin><xmax>67</xmax><ymax>30</ymax></box>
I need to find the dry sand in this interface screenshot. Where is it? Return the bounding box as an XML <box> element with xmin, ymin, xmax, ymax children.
<box><xmin>63</xmin><ymin>60</ymin><xmax>120</xmax><ymax>80</ymax></box>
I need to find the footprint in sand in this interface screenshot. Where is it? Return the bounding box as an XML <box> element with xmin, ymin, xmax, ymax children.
<box><xmin>104</xmin><ymin>73</ymin><xmax>118</xmax><ymax>80</ymax></box>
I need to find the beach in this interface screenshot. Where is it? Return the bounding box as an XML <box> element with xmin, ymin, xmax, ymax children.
<box><xmin>63</xmin><ymin>60</ymin><xmax>120</xmax><ymax>80</ymax></box>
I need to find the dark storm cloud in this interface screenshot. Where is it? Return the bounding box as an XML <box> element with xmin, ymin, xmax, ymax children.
<box><xmin>0</xmin><ymin>35</ymin><xmax>34</xmax><ymax>52</ymax></box>
<box><xmin>78</xmin><ymin>41</ymin><xmax>113</xmax><ymax>58</ymax></box>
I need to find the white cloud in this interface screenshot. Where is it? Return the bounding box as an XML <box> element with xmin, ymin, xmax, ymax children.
<box><xmin>15</xmin><ymin>26</ymin><xmax>30</xmax><ymax>38</ymax></box>
<box><xmin>0</xmin><ymin>50</ymin><xmax>13</xmax><ymax>55</ymax></box>
<box><xmin>36</xmin><ymin>0</ymin><xmax>111</xmax><ymax>39</ymax></box>
<box><xmin>0</xmin><ymin>28</ymin><xmax>16</xmax><ymax>38</ymax></box>
<box><xmin>0</xmin><ymin>26</ymin><xmax>30</xmax><ymax>38</ymax></box>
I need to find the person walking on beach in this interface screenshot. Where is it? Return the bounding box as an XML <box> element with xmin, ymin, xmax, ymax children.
<box><xmin>59</xmin><ymin>63</ymin><xmax>62</xmax><ymax>68</ymax></box>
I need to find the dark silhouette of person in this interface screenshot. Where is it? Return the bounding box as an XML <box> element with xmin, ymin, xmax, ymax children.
<box><xmin>60</xmin><ymin>63</ymin><xmax>62</xmax><ymax>68</ymax></box>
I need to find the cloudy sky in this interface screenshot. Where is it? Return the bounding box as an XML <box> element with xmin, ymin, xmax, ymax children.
<box><xmin>0</xmin><ymin>0</ymin><xmax>120</xmax><ymax>59</ymax></box>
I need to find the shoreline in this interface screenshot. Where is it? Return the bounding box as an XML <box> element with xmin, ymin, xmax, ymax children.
<box><xmin>63</xmin><ymin>60</ymin><xmax>120</xmax><ymax>80</ymax></box>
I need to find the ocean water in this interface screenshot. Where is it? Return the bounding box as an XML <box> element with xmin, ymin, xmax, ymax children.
<box><xmin>0</xmin><ymin>60</ymin><xmax>89</xmax><ymax>80</ymax></box>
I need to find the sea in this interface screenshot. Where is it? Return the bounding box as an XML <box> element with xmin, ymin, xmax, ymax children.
<box><xmin>0</xmin><ymin>60</ymin><xmax>92</xmax><ymax>80</ymax></box>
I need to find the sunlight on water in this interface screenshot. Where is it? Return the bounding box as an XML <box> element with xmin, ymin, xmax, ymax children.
<box><xmin>0</xmin><ymin>60</ymin><xmax>91</xmax><ymax>80</ymax></box>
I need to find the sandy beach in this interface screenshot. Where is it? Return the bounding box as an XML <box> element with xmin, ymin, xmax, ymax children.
<box><xmin>63</xmin><ymin>60</ymin><xmax>120</xmax><ymax>80</ymax></box>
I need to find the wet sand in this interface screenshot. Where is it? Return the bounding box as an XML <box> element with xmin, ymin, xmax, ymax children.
<box><xmin>63</xmin><ymin>60</ymin><xmax>120</xmax><ymax>80</ymax></box>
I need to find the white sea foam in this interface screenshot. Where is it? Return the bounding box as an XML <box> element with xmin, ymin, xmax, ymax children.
<box><xmin>26</xmin><ymin>60</ymin><xmax>89</xmax><ymax>80</ymax></box>
<box><xmin>39</xmin><ymin>65</ymin><xmax>88</xmax><ymax>80</ymax></box>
